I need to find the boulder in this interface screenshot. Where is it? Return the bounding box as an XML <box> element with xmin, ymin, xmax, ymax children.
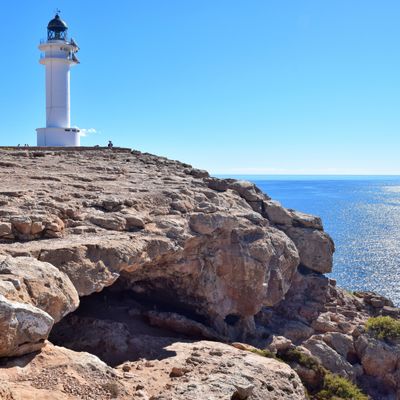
<box><xmin>206</xmin><ymin>177</ymin><xmax>229</xmax><ymax>192</ymax></box>
<box><xmin>262</xmin><ymin>200</ymin><xmax>293</xmax><ymax>226</ymax></box>
<box><xmin>0</xmin><ymin>255</ymin><xmax>79</xmax><ymax>322</ymax></box>
<box><xmin>89</xmin><ymin>214</ymin><xmax>127</xmax><ymax>231</ymax></box>
<box><xmin>0</xmin><ymin>294</ymin><xmax>53</xmax><ymax>357</ymax></box>
<box><xmin>303</xmin><ymin>336</ymin><xmax>355</xmax><ymax>380</ymax></box>
<box><xmin>311</xmin><ymin>312</ymin><xmax>343</xmax><ymax>333</ymax></box>
<box><xmin>125</xmin><ymin>214</ymin><xmax>145</xmax><ymax>229</ymax></box>
<box><xmin>355</xmin><ymin>334</ymin><xmax>400</xmax><ymax>389</ymax></box>
<box><xmin>284</xmin><ymin>227</ymin><xmax>334</xmax><ymax>273</ymax></box>
<box><xmin>322</xmin><ymin>332</ymin><xmax>355</xmax><ymax>359</ymax></box>
<box><xmin>266</xmin><ymin>335</ymin><xmax>293</xmax><ymax>353</ymax></box>
<box><xmin>0</xmin><ymin>222</ymin><xmax>12</xmax><ymax>237</ymax></box>
<box><xmin>11</xmin><ymin>216</ymin><xmax>32</xmax><ymax>235</ymax></box>
<box><xmin>279</xmin><ymin>320</ymin><xmax>315</xmax><ymax>343</ymax></box>
<box><xmin>289</xmin><ymin>210</ymin><xmax>323</xmax><ymax>230</ymax></box>
<box><xmin>228</xmin><ymin>180</ymin><xmax>262</xmax><ymax>202</ymax></box>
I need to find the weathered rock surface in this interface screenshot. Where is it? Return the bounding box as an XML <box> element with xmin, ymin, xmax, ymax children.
<box><xmin>0</xmin><ymin>340</ymin><xmax>306</xmax><ymax>400</ymax></box>
<box><xmin>0</xmin><ymin>294</ymin><xmax>53</xmax><ymax>357</ymax></box>
<box><xmin>303</xmin><ymin>336</ymin><xmax>355</xmax><ymax>380</ymax></box>
<box><xmin>117</xmin><ymin>340</ymin><xmax>307</xmax><ymax>400</ymax></box>
<box><xmin>0</xmin><ymin>254</ymin><xmax>79</xmax><ymax>361</ymax></box>
<box><xmin>0</xmin><ymin>148</ymin><xmax>309</xmax><ymax>341</ymax></box>
<box><xmin>355</xmin><ymin>333</ymin><xmax>400</xmax><ymax>395</ymax></box>
<box><xmin>0</xmin><ymin>342</ymin><xmax>136</xmax><ymax>400</ymax></box>
<box><xmin>0</xmin><ymin>147</ymin><xmax>397</xmax><ymax>400</ymax></box>
<box><xmin>0</xmin><ymin>255</ymin><xmax>79</xmax><ymax>322</ymax></box>
<box><xmin>256</xmin><ymin>267</ymin><xmax>400</xmax><ymax>399</ymax></box>
<box><xmin>284</xmin><ymin>227</ymin><xmax>334</xmax><ymax>274</ymax></box>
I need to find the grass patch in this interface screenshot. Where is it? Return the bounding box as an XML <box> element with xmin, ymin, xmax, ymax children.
<box><xmin>365</xmin><ymin>316</ymin><xmax>400</xmax><ymax>341</ymax></box>
<box><xmin>314</xmin><ymin>373</ymin><xmax>368</xmax><ymax>400</ymax></box>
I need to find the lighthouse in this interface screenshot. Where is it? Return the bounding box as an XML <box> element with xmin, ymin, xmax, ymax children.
<box><xmin>36</xmin><ymin>13</ymin><xmax>80</xmax><ymax>147</ymax></box>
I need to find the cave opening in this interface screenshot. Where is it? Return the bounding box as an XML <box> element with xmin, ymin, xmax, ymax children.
<box><xmin>49</xmin><ymin>284</ymin><xmax>210</xmax><ymax>367</ymax></box>
<box><xmin>120</xmin><ymin>277</ymin><xmax>210</xmax><ymax>326</ymax></box>
<box><xmin>224</xmin><ymin>314</ymin><xmax>241</xmax><ymax>326</ymax></box>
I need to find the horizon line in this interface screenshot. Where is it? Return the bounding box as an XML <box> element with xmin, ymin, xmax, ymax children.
<box><xmin>213</xmin><ymin>173</ymin><xmax>400</xmax><ymax>176</ymax></box>
<box><xmin>211</xmin><ymin>173</ymin><xmax>400</xmax><ymax>177</ymax></box>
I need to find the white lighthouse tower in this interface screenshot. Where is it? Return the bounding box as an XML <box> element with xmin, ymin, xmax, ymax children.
<box><xmin>36</xmin><ymin>14</ymin><xmax>80</xmax><ymax>147</ymax></box>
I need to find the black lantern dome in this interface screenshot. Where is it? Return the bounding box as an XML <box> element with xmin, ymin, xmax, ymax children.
<box><xmin>47</xmin><ymin>14</ymin><xmax>68</xmax><ymax>41</ymax></box>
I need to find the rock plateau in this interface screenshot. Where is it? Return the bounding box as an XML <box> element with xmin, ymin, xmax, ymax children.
<box><xmin>0</xmin><ymin>147</ymin><xmax>398</xmax><ymax>399</ymax></box>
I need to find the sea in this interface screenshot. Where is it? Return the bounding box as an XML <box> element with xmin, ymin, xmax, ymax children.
<box><xmin>221</xmin><ymin>175</ymin><xmax>400</xmax><ymax>306</ymax></box>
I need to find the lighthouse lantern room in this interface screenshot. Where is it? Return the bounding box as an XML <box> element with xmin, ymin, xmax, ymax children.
<box><xmin>36</xmin><ymin>13</ymin><xmax>81</xmax><ymax>147</ymax></box>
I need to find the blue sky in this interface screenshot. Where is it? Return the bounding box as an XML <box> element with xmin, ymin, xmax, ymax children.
<box><xmin>0</xmin><ymin>1</ymin><xmax>399</xmax><ymax>174</ymax></box>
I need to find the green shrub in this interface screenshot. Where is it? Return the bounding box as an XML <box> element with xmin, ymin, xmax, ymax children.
<box><xmin>314</xmin><ymin>373</ymin><xmax>368</xmax><ymax>400</ymax></box>
<box><xmin>365</xmin><ymin>316</ymin><xmax>400</xmax><ymax>341</ymax></box>
<box><xmin>250</xmin><ymin>346</ymin><xmax>368</xmax><ymax>400</ymax></box>
<box><xmin>250</xmin><ymin>348</ymin><xmax>277</xmax><ymax>359</ymax></box>
<box><xmin>281</xmin><ymin>348</ymin><xmax>324</xmax><ymax>374</ymax></box>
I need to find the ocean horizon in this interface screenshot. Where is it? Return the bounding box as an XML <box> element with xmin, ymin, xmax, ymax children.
<box><xmin>218</xmin><ymin>175</ymin><xmax>400</xmax><ymax>306</ymax></box>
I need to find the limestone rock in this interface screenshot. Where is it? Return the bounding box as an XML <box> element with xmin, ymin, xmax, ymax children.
<box><xmin>355</xmin><ymin>334</ymin><xmax>400</xmax><ymax>390</ymax></box>
<box><xmin>279</xmin><ymin>320</ymin><xmax>315</xmax><ymax>343</ymax></box>
<box><xmin>266</xmin><ymin>335</ymin><xmax>293</xmax><ymax>353</ymax></box>
<box><xmin>0</xmin><ymin>342</ymin><xmax>136</xmax><ymax>399</ymax></box>
<box><xmin>145</xmin><ymin>310</ymin><xmax>224</xmax><ymax>340</ymax></box>
<box><xmin>289</xmin><ymin>210</ymin><xmax>323</xmax><ymax>230</ymax></box>
<box><xmin>0</xmin><ymin>148</ymin><xmax>391</xmax><ymax>399</ymax></box>
<box><xmin>4</xmin><ymin>339</ymin><xmax>305</xmax><ymax>399</ymax></box>
<box><xmin>0</xmin><ymin>149</ymin><xmax>334</xmax><ymax>338</ymax></box>
<box><xmin>262</xmin><ymin>200</ymin><xmax>293</xmax><ymax>226</ymax></box>
<box><xmin>303</xmin><ymin>336</ymin><xmax>355</xmax><ymax>380</ymax></box>
<box><xmin>261</xmin><ymin>201</ymin><xmax>323</xmax><ymax>230</ymax></box>
<box><xmin>0</xmin><ymin>222</ymin><xmax>12</xmax><ymax>237</ymax></box>
<box><xmin>188</xmin><ymin>212</ymin><xmax>235</xmax><ymax>235</ymax></box>
<box><xmin>284</xmin><ymin>227</ymin><xmax>334</xmax><ymax>273</ymax></box>
<box><xmin>125</xmin><ymin>214</ymin><xmax>145</xmax><ymax>229</ymax></box>
<box><xmin>89</xmin><ymin>213</ymin><xmax>127</xmax><ymax>231</ymax></box>
<box><xmin>206</xmin><ymin>177</ymin><xmax>229</xmax><ymax>192</ymax></box>
<box><xmin>11</xmin><ymin>216</ymin><xmax>32</xmax><ymax>235</ymax></box>
<box><xmin>126</xmin><ymin>340</ymin><xmax>307</xmax><ymax>400</ymax></box>
<box><xmin>0</xmin><ymin>255</ymin><xmax>79</xmax><ymax>323</ymax></box>
<box><xmin>311</xmin><ymin>312</ymin><xmax>343</xmax><ymax>333</ymax></box>
<box><xmin>0</xmin><ymin>294</ymin><xmax>53</xmax><ymax>357</ymax></box>
<box><xmin>227</xmin><ymin>180</ymin><xmax>262</xmax><ymax>202</ymax></box>
<box><xmin>322</xmin><ymin>332</ymin><xmax>355</xmax><ymax>359</ymax></box>
<box><xmin>37</xmin><ymin>242</ymin><xmax>123</xmax><ymax>296</ymax></box>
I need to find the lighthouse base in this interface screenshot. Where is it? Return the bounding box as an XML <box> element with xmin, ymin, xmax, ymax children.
<box><xmin>36</xmin><ymin>127</ymin><xmax>80</xmax><ymax>147</ymax></box>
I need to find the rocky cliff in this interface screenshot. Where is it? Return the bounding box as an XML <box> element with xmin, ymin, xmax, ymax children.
<box><xmin>0</xmin><ymin>148</ymin><xmax>398</xmax><ymax>400</ymax></box>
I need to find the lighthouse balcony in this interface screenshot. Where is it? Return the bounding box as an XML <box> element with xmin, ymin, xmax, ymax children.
<box><xmin>39</xmin><ymin>40</ymin><xmax>79</xmax><ymax>53</ymax></box>
<box><xmin>39</xmin><ymin>52</ymin><xmax>80</xmax><ymax>64</ymax></box>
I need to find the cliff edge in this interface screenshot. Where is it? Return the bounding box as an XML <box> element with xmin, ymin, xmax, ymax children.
<box><xmin>0</xmin><ymin>148</ymin><xmax>398</xmax><ymax>399</ymax></box>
